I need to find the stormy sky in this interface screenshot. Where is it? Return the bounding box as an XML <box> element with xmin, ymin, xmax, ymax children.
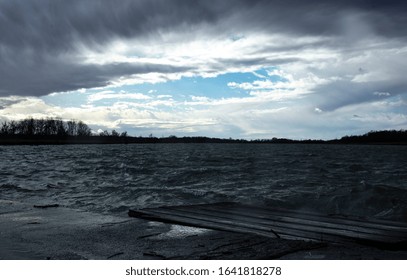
<box><xmin>0</xmin><ymin>0</ymin><xmax>406</xmax><ymax>139</ymax></box>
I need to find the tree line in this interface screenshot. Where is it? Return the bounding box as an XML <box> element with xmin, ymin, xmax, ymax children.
<box><xmin>0</xmin><ymin>118</ymin><xmax>92</xmax><ymax>137</ymax></box>
<box><xmin>336</xmin><ymin>129</ymin><xmax>407</xmax><ymax>144</ymax></box>
<box><xmin>249</xmin><ymin>130</ymin><xmax>407</xmax><ymax>144</ymax></box>
<box><xmin>0</xmin><ymin>117</ymin><xmax>405</xmax><ymax>145</ymax></box>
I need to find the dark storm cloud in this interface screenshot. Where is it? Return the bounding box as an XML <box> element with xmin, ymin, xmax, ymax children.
<box><xmin>0</xmin><ymin>51</ymin><xmax>191</xmax><ymax>96</ymax></box>
<box><xmin>0</xmin><ymin>0</ymin><xmax>229</xmax><ymax>96</ymax></box>
<box><xmin>212</xmin><ymin>0</ymin><xmax>407</xmax><ymax>41</ymax></box>
<box><xmin>311</xmin><ymin>80</ymin><xmax>407</xmax><ymax>111</ymax></box>
<box><xmin>0</xmin><ymin>0</ymin><xmax>228</xmax><ymax>54</ymax></box>
<box><xmin>1</xmin><ymin>0</ymin><xmax>406</xmax><ymax>50</ymax></box>
<box><xmin>0</xmin><ymin>0</ymin><xmax>406</xmax><ymax>97</ymax></box>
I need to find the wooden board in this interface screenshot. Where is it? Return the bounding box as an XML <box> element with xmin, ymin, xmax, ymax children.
<box><xmin>128</xmin><ymin>202</ymin><xmax>407</xmax><ymax>250</ymax></box>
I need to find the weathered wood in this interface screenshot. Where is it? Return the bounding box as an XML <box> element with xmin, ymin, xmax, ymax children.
<box><xmin>204</xmin><ymin>203</ymin><xmax>407</xmax><ymax>231</ymax></box>
<box><xmin>128</xmin><ymin>202</ymin><xmax>407</xmax><ymax>249</ymax></box>
<box><xmin>189</xmin><ymin>205</ymin><xmax>407</xmax><ymax>238</ymax></box>
<box><xmin>152</xmin><ymin>207</ymin><xmax>403</xmax><ymax>242</ymax></box>
<box><xmin>133</xmin><ymin>207</ymin><xmax>395</xmax><ymax>245</ymax></box>
<box><xmin>129</xmin><ymin>210</ymin><xmax>281</xmax><ymax>238</ymax></box>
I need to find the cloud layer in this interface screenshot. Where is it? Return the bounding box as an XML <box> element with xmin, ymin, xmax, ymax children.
<box><xmin>1</xmin><ymin>0</ymin><xmax>406</xmax><ymax>96</ymax></box>
<box><xmin>0</xmin><ymin>0</ymin><xmax>406</xmax><ymax>138</ymax></box>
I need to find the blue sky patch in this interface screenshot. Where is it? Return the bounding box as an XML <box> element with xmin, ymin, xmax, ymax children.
<box><xmin>42</xmin><ymin>68</ymin><xmax>283</xmax><ymax>108</ymax></box>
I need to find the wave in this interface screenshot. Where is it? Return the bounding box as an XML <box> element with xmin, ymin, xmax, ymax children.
<box><xmin>0</xmin><ymin>183</ymin><xmax>37</xmax><ymax>193</ymax></box>
<box><xmin>1</xmin><ymin>144</ymin><xmax>406</xmax><ymax>222</ymax></box>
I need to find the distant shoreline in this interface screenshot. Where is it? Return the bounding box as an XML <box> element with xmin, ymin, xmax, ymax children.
<box><xmin>2</xmin><ymin>118</ymin><xmax>406</xmax><ymax>145</ymax></box>
<box><xmin>1</xmin><ymin>133</ymin><xmax>406</xmax><ymax>146</ymax></box>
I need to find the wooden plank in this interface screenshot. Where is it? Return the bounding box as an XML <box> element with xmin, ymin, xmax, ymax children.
<box><xmin>141</xmin><ymin>208</ymin><xmax>343</xmax><ymax>242</ymax></box>
<box><xmin>159</xmin><ymin>202</ymin><xmax>407</xmax><ymax>241</ymax></box>
<box><xmin>128</xmin><ymin>202</ymin><xmax>407</xmax><ymax>248</ymax></box>
<box><xmin>167</xmin><ymin>205</ymin><xmax>407</xmax><ymax>240</ymax></box>
<box><xmin>129</xmin><ymin>210</ymin><xmax>281</xmax><ymax>238</ymax></box>
<box><xmin>142</xmin><ymin>208</ymin><xmax>280</xmax><ymax>237</ymax></box>
<box><xmin>142</xmin><ymin>207</ymin><xmax>401</xmax><ymax>244</ymax></box>
<box><xmin>129</xmin><ymin>208</ymin><xmax>349</xmax><ymax>243</ymax></box>
<box><xmin>197</xmin><ymin>202</ymin><xmax>407</xmax><ymax>232</ymax></box>
<box><xmin>188</xmin><ymin>204</ymin><xmax>407</xmax><ymax>238</ymax></box>
<box><xmin>200</xmin><ymin>204</ymin><xmax>407</xmax><ymax>244</ymax></box>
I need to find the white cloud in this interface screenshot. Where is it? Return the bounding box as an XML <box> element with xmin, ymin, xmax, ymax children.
<box><xmin>373</xmin><ymin>91</ymin><xmax>391</xmax><ymax>97</ymax></box>
<box><xmin>157</xmin><ymin>95</ymin><xmax>172</xmax><ymax>99</ymax></box>
<box><xmin>87</xmin><ymin>91</ymin><xmax>151</xmax><ymax>103</ymax></box>
<box><xmin>228</xmin><ymin>67</ymin><xmax>329</xmax><ymax>101</ymax></box>
<box><xmin>190</xmin><ymin>96</ymin><xmax>211</xmax><ymax>102</ymax></box>
<box><xmin>1</xmin><ymin>89</ymin><xmax>406</xmax><ymax>140</ymax></box>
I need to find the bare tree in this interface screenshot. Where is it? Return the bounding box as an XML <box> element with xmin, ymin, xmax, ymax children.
<box><xmin>56</xmin><ymin>118</ymin><xmax>67</xmax><ymax>136</ymax></box>
<box><xmin>0</xmin><ymin>122</ymin><xmax>9</xmax><ymax>135</ymax></box>
<box><xmin>66</xmin><ymin>120</ymin><xmax>77</xmax><ymax>136</ymax></box>
<box><xmin>99</xmin><ymin>130</ymin><xmax>110</xmax><ymax>137</ymax></box>
<box><xmin>77</xmin><ymin>121</ymin><xmax>91</xmax><ymax>136</ymax></box>
<box><xmin>0</xmin><ymin>118</ymin><xmax>98</xmax><ymax>138</ymax></box>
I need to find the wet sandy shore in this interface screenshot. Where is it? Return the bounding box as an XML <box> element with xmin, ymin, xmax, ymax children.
<box><xmin>1</xmin><ymin>200</ymin><xmax>406</xmax><ymax>260</ymax></box>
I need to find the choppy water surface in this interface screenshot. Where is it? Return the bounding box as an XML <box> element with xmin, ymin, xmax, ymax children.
<box><xmin>1</xmin><ymin>144</ymin><xmax>406</xmax><ymax>221</ymax></box>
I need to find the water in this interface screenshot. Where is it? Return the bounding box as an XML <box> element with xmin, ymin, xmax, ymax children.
<box><xmin>1</xmin><ymin>143</ymin><xmax>407</xmax><ymax>222</ymax></box>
